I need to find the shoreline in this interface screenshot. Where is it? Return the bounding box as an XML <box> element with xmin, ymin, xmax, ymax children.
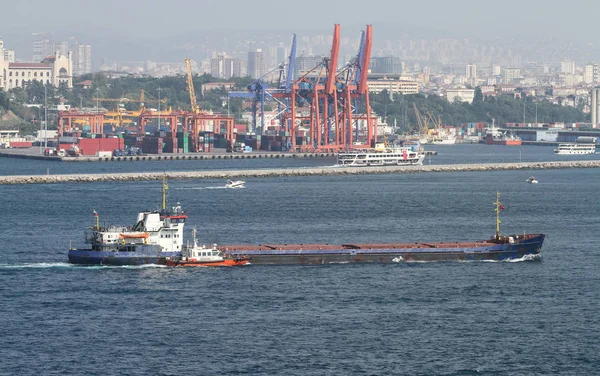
<box><xmin>1</xmin><ymin>160</ymin><xmax>599</xmax><ymax>185</ymax></box>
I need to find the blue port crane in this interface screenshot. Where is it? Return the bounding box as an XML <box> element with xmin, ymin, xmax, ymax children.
<box><xmin>228</xmin><ymin>34</ymin><xmax>297</xmax><ymax>134</ymax></box>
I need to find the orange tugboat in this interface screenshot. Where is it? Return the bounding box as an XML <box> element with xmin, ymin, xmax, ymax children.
<box><xmin>165</xmin><ymin>230</ymin><xmax>250</xmax><ymax>267</ymax></box>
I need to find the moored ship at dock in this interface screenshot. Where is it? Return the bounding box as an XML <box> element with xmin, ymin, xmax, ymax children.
<box><xmin>485</xmin><ymin>129</ymin><xmax>522</xmax><ymax>146</ymax></box>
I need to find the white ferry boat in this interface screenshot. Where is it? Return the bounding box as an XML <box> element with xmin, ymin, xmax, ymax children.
<box><xmin>337</xmin><ymin>143</ymin><xmax>425</xmax><ymax>166</ymax></box>
<box><xmin>554</xmin><ymin>143</ymin><xmax>596</xmax><ymax>155</ymax></box>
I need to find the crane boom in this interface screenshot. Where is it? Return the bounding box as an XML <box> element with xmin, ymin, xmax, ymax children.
<box><xmin>413</xmin><ymin>104</ymin><xmax>429</xmax><ymax>135</ymax></box>
<box><xmin>325</xmin><ymin>24</ymin><xmax>340</xmax><ymax>94</ymax></box>
<box><xmin>185</xmin><ymin>58</ymin><xmax>200</xmax><ymax>114</ymax></box>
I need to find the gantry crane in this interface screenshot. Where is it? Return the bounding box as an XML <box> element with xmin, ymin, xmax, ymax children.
<box><xmin>413</xmin><ymin>103</ymin><xmax>429</xmax><ymax>136</ymax></box>
<box><xmin>184</xmin><ymin>58</ymin><xmax>200</xmax><ymax>114</ymax></box>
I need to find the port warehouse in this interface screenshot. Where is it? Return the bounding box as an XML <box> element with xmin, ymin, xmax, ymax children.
<box><xmin>505</xmin><ymin>122</ymin><xmax>600</xmax><ymax>143</ymax></box>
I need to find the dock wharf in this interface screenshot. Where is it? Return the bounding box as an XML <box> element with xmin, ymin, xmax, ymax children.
<box><xmin>1</xmin><ymin>160</ymin><xmax>598</xmax><ymax>185</ymax></box>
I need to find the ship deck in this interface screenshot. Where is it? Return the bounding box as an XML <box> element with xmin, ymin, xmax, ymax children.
<box><xmin>219</xmin><ymin>234</ymin><xmax>543</xmax><ymax>253</ymax></box>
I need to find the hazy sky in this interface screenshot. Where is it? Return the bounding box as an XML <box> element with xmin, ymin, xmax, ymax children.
<box><xmin>1</xmin><ymin>0</ymin><xmax>599</xmax><ymax>43</ymax></box>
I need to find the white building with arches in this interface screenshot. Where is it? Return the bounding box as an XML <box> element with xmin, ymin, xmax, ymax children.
<box><xmin>0</xmin><ymin>38</ymin><xmax>72</xmax><ymax>90</ymax></box>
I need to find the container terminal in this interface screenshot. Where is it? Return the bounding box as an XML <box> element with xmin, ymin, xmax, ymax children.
<box><xmin>2</xmin><ymin>25</ymin><xmax>388</xmax><ymax>160</ymax></box>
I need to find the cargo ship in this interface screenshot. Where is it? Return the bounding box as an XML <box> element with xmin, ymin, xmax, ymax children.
<box><xmin>68</xmin><ymin>177</ymin><xmax>186</xmax><ymax>265</ymax></box>
<box><xmin>484</xmin><ymin>122</ymin><xmax>522</xmax><ymax>146</ymax></box>
<box><xmin>68</xmin><ymin>184</ymin><xmax>544</xmax><ymax>265</ymax></box>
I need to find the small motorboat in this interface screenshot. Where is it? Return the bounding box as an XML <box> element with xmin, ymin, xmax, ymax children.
<box><xmin>526</xmin><ymin>176</ymin><xmax>538</xmax><ymax>184</ymax></box>
<box><xmin>165</xmin><ymin>230</ymin><xmax>250</xmax><ymax>267</ymax></box>
<box><xmin>166</xmin><ymin>245</ymin><xmax>250</xmax><ymax>267</ymax></box>
<box><xmin>225</xmin><ymin>179</ymin><xmax>245</xmax><ymax>188</ymax></box>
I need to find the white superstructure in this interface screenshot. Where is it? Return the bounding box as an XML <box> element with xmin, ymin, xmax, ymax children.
<box><xmin>337</xmin><ymin>143</ymin><xmax>425</xmax><ymax>166</ymax></box>
<box><xmin>87</xmin><ymin>203</ymin><xmax>186</xmax><ymax>253</ymax></box>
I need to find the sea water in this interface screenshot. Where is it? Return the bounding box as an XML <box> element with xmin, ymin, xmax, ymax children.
<box><xmin>0</xmin><ymin>145</ymin><xmax>599</xmax><ymax>374</ymax></box>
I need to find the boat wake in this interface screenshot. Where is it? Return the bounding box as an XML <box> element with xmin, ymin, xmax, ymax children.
<box><xmin>101</xmin><ymin>264</ymin><xmax>168</xmax><ymax>269</ymax></box>
<box><xmin>0</xmin><ymin>263</ymin><xmax>168</xmax><ymax>269</ymax></box>
<box><xmin>174</xmin><ymin>186</ymin><xmax>230</xmax><ymax>190</ymax></box>
<box><xmin>392</xmin><ymin>257</ymin><xmax>404</xmax><ymax>263</ymax></box>
<box><xmin>508</xmin><ymin>253</ymin><xmax>542</xmax><ymax>262</ymax></box>
<box><xmin>0</xmin><ymin>262</ymin><xmax>74</xmax><ymax>269</ymax></box>
<box><xmin>482</xmin><ymin>254</ymin><xmax>542</xmax><ymax>263</ymax></box>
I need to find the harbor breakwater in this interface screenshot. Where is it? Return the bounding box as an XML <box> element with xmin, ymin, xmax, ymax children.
<box><xmin>1</xmin><ymin>160</ymin><xmax>600</xmax><ymax>185</ymax></box>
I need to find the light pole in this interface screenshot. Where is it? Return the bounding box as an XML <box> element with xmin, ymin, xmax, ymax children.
<box><xmin>535</xmin><ymin>103</ymin><xmax>538</xmax><ymax>124</ymax></box>
<box><xmin>44</xmin><ymin>85</ymin><xmax>48</xmax><ymax>150</ymax></box>
<box><xmin>157</xmin><ymin>87</ymin><xmax>162</xmax><ymax>128</ymax></box>
<box><xmin>38</xmin><ymin>105</ymin><xmax>43</xmax><ymax>155</ymax></box>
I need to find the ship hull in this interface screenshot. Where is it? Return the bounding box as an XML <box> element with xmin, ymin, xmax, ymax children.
<box><xmin>69</xmin><ymin>235</ymin><xmax>544</xmax><ymax>266</ymax></box>
<box><xmin>68</xmin><ymin>248</ymin><xmax>181</xmax><ymax>266</ymax></box>
<box><xmin>221</xmin><ymin>234</ymin><xmax>544</xmax><ymax>265</ymax></box>
<box><xmin>165</xmin><ymin>258</ymin><xmax>250</xmax><ymax>267</ymax></box>
<box><xmin>485</xmin><ymin>138</ymin><xmax>522</xmax><ymax>146</ymax></box>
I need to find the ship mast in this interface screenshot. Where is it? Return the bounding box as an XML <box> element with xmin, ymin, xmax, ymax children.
<box><xmin>161</xmin><ymin>175</ymin><xmax>168</xmax><ymax>211</ymax></box>
<box><xmin>494</xmin><ymin>191</ymin><xmax>502</xmax><ymax>241</ymax></box>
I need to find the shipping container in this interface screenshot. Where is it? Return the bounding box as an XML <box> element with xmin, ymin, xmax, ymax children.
<box><xmin>78</xmin><ymin>138</ymin><xmax>125</xmax><ymax>156</ymax></box>
<box><xmin>8</xmin><ymin>141</ymin><xmax>33</xmax><ymax>148</ymax></box>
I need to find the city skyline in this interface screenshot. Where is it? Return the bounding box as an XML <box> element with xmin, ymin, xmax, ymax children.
<box><xmin>2</xmin><ymin>0</ymin><xmax>600</xmax><ymax>65</ymax></box>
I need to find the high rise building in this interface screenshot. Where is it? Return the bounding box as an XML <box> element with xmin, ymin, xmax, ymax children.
<box><xmin>492</xmin><ymin>64</ymin><xmax>502</xmax><ymax>76</ymax></box>
<box><xmin>224</xmin><ymin>58</ymin><xmax>242</xmax><ymax>78</ymax></box>
<box><xmin>32</xmin><ymin>38</ymin><xmax>55</xmax><ymax>61</ymax></box>
<box><xmin>503</xmin><ymin>68</ymin><xmax>521</xmax><ymax>84</ymax></box>
<box><xmin>210</xmin><ymin>54</ymin><xmax>242</xmax><ymax>78</ymax></box>
<box><xmin>293</xmin><ymin>55</ymin><xmax>323</xmax><ymax>79</ymax></box>
<box><xmin>584</xmin><ymin>64</ymin><xmax>599</xmax><ymax>84</ymax></box>
<box><xmin>370</xmin><ymin>56</ymin><xmax>403</xmax><ymax>74</ymax></box>
<box><xmin>72</xmin><ymin>43</ymin><xmax>92</xmax><ymax>75</ymax></box>
<box><xmin>57</xmin><ymin>42</ymin><xmax>69</xmax><ymax>56</ymax></box>
<box><xmin>466</xmin><ymin>64</ymin><xmax>477</xmax><ymax>79</ymax></box>
<box><xmin>277</xmin><ymin>45</ymin><xmax>287</xmax><ymax>65</ymax></box>
<box><xmin>560</xmin><ymin>60</ymin><xmax>576</xmax><ymax>75</ymax></box>
<box><xmin>210</xmin><ymin>54</ymin><xmax>226</xmax><ymax>78</ymax></box>
<box><xmin>466</xmin><ymin>64</ymin><xmax>477</xmax><ymax>86</ymax></box>
<box><xmin>247</xmin><ymin>49</ymin><xmax>268</xmax><ymax>79</ymax></box>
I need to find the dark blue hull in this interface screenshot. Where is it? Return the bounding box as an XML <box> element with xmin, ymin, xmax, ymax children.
<box><xmin>69</xmin><ymin>235</ymin><xmax>544</xmax><ymax>266</ymax></box>
<box><xmin>221</xmin><ymin>234</ymin><xmax>546</xmax><ymax>265</ymax></box>
<box><xmin>68</xmin><ymin>249</ymin><xmax>181</xmax><ymax>266</ymax></box>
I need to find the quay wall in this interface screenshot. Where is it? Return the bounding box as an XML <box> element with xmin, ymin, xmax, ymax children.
<box><xmin>0</xmin><ymin>150</ymin><xmax>440</xmax><ymax>162</ymax></box>
<box><xmin>1</xmin><ymin>160</ymin><xmax>600</xmax><ymax>185</ymax></box>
